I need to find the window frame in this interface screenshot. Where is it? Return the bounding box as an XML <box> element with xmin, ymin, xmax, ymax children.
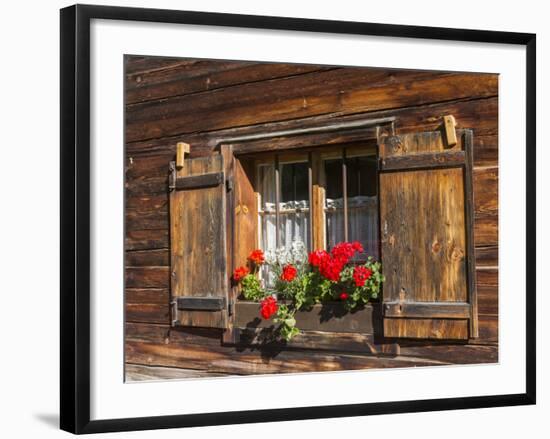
<box><xmin>251</xmin><ymin>143</ymin><xmax>379</xmax><ymax>255</ymax></box>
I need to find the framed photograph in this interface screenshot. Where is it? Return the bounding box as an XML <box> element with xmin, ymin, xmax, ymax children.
<box><xmin>60</xmin><ymin>4</ymin><xmax>536</xmax><ymax>434</ymax></box>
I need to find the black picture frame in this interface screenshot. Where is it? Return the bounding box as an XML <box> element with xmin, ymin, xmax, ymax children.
<box><xmin>60</xmin><ymin>4</ymin><xmax>536</xmax><ymax>434</ymax></box>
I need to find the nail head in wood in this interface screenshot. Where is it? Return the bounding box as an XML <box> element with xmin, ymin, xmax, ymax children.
<box><xmin>176</xmin><ymin>142</ymin><xmax>190</xmax><ymax>169</ymax></box>
<box><xmin>443</xmin><ymin>115</ymin><xmax>457</xmax><ymax>147</ymax></box>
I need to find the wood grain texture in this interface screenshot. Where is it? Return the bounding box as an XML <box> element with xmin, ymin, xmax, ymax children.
<box><xmin>170</xmin><ymin>155</ymin><xmax>228</xmax><ymax>328</ymax></box>
<box><xmin>379</xmin><ymin>131</ymin><xmax>478</xmax><ymax>340</ymax></box>
<box><xmin>126</xmin><ymin>70</ymin><xmax>497</xmax><ymax>143</ymax></box>
<box><xmin>125</xmin><ymin>340</ymin><xmax>449</xmax><ymax>375</ymax></box>
<box><xmin>126</xmin><ymin>364</ymin><xmax>229</xmax><ymax>381</ymax></box>
<box><xmin>126</xmin><ymin>97</ymin><xmax>498</xmax><ymax>165</ymax></box>
<box><xmin>126</xmin><ymin>58</ymin><xmax>331</xmax><ymax>104</ymax></box>
<box><xmin>226</xmin><ymin>328</ymin><xmax>399</xmax><ymax>355</ymax></box>
<box><xmin>380</xmin><ymin>167</ymin><xmax>468</xmax><ymax>303</ymax></box>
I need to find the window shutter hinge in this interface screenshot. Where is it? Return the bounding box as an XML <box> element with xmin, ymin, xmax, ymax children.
<box><xmin>228</xmin><ymin>300</ymin><xmax>235</xmax><ymax>316</ymax></box>
<box><xmin>170</xmin><ymin>299</ymin><xmax>179</xmax><ymax>326</ymax></box>
<box><xmin>168</xmin><ymin>161</ymin><xmax>176</xmax><ymax>191</ymax></box>
<box><xmin>226</xmin><ymin>177</ymin><xmax>234</xmax><ymax>192</ymax></box>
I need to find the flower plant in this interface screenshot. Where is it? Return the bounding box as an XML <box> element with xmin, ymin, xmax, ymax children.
<box><xmin>233</xmin><ymin>241</ymin><xmax>384</xmax><ymax>341</ymax></box>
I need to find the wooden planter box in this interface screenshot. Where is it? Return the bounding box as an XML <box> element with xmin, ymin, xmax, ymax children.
<box><xmin>227</xmin><ymin>301</ymin><xmax>398</xmax><ymax>355</ymax></box>
<box><xmin>234</xmin><ymin>300</ymin><xmax>378</xmax><ymax>333</ymax></box>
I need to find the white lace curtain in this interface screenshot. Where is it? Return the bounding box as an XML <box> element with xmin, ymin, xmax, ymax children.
<box><xmin>259</xmin><ymin>165</ymin><xmax>378</xmax><ymax>259</ymax></box>
<box><xmin>325</xmin><ymin>196</ymin><xmax>379</xmax><ymax>259</ymax></box>
<box><xmin>259</xmin><ymin>165</ymin><xmax>310</xmax><ymax>252</ymax></box>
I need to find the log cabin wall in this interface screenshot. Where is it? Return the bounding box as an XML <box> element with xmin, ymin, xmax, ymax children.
<box><xmin>124</xmin><ymin>56</ymin><xmax>498</xmax><ymax>380</ymax></box>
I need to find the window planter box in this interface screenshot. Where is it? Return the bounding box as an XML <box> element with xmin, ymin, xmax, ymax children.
<box><xmin>234</xmin><ymin>300</ymin><xmax>378</xmax><ymax>334</ymax></box>
<box><xmin>226</xmin><ymin>300</ymin><xmax>398</xmax><ymax>355</ymax></box>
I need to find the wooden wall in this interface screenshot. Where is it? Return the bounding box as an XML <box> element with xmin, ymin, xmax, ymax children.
<box><xmin>124</xmin><ymin>56</ymin><xmax>498</xmax><ymax>380</ymax></box>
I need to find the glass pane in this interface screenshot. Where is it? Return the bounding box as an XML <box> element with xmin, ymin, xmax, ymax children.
<box><xmin>348</xmin><ymin>155</ymin><xmax>378</xmax><ymax>259</ymax></box>
<box><xmin>259</xmin><ymin>164</ymin><xmax>275</xmax><ymax>212</ymax></box>
<box><xmin>324</xmin><ymin>158</ymin><xmax>344</xmax><ymax>250</ymax></box>
<box><xmin>324</xmin><ymin>158</ymin><xmax>343</xmax><ymax>199</ymax></box>
<box><xmin>281</xmin><ymin>162</ymin><xmax>309</xmax><ymax>204</ymax></box>
<box><xmin>324</xmin><ymin>155</ymin><xmax>379</xmax><ymax>259</ymax></box>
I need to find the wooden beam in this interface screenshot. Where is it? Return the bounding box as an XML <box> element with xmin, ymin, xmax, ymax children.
<box><xmin>383</xmin><ymin>302</ymin><xmax>471</xmax><ymax>319</ymax></box>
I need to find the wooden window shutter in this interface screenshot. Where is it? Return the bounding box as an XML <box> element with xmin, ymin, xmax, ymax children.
<box><xmin>378</xmin><ymin>129</ymin><xmax>478</xmax><ymax>340</ymax></box>
<box><xmin>169</xmin><ymin>153</ymin><xmax>230</xmax><ymax>329</ymax></box>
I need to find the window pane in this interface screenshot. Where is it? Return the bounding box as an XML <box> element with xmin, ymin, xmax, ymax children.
<box><xmin>259</xmin><ymin>160</ymin><xmax>310</xmax><ymax>269</ymax></box>
<box><xmin>259</xmin><ymin>164</ymin><xmax>275</xmax><ymax>212</ymax></box>
<box><xmin>324</xmin><ymin>158</ymin><xmax>345</xmax><ymax>250</ymax></box>
<box><xmin>324</xmin><ymin>155</ymin><xmax>379</xmax><ymax>259</ymax></box>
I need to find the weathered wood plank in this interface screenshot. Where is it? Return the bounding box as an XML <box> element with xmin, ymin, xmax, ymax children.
<box><xmin>126</xmin><ymin>59</ymin><xmax>331</xmax><ymax>104</ymax></box>
<box><xmin>476</xmin><ymin>314</ymin><xmax>498</xmax><ymax>344</ymax></box>
<box><xmin>473</xmin><ymin>214</ymin><xmax>498</xmax><ymax>246</ymax></box>
<box><xmin>125</xmin><ymin>56</ymin><xmax>197</xmax><ymax>76</ymax></box>
<box><xmin>125</xmin><ymin>229</ymin><xmax>169</xmax><ymax>251</ymax></box>
<box><xmin>475</xmin><ymin>245</ymin><xmax>498</xmax><ymax>267</ymax></box>
<box><xmin>126</xmin><ymin>363</ymin><xmax>229</xmax><ymax>381</ymax></box>
<box><xmin>226</xmin><ymin>328</ymin><xmax>399</xmax><ymax>355</ymax></box>
<box><xmin>473</xmin><ymin>167</ymin><xmax>498</xmax><ymax>216</ymax></box>
<box><xmin>125</xmin><ymin>340</ymin><xmax>448</xmax><ymax>375</ymax></box>
<box><xmin>125</xmin><ymin>97</ymin><xmax>498</xmax><ymax>166</ymax></box>
<box><xmin>125</xmin><ymin>249</ymin><xmax>170</xmax><ymax>266</ymax></box>
<box><xmin>125</xmin><ymin>289</ymin><xmax>169</xmax><ymax>324</ymax></box>
<box><xmin>383</xmin><ymin>302</ymin><xmax>471</xmax><ymax>319</ymax></box>
<box><xmin>126</xmin><ymin>322</ymin><xmax>222</xmax><ymax>345</ymax></box>
<box><xmin>126</xmin><ymin>70</ymin><xmax>497</xmax><ymax>142</ymax></box>
<box><xmin>125</xmin><ymin>266</ymin><xmax>170</xmax><ymax>288</ymax></box>
<box><xmin>126</xmin><ymin>209</ymin><xmax>168</xmax><ymax>231</ymax></box>
<box><xmin>398</xmin><ymin>342</ymin><xmax>497</xmax><ymax>364</ymax></box>
<box><xmin>125</xmin><ymin>193</ymin><xmax>168</xmax><ymax>210</ymax></box>
<box><xmin>476</xmin><ymin>269</ymin><xmax>498</xmax><ymax>315</ymax></box>
<box><xmin>384</xmin><ymin>319</ymin><xmax>469</xmax><ymax>340</ymax></box>
<box><xmin>379</xmin><ymin>150</ymin><xmax>465</xmax><ymax>171</ymax></box>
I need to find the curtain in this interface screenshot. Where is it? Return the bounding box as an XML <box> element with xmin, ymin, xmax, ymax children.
<box><xmin>325</xmin><ymin>196</ymin><xmax>379</xmax><ymax>259</ymax></box>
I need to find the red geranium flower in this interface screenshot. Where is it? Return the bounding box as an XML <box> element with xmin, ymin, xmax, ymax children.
<box><xmin>351</xmin><ymin>241</ymin><xmax>364</xmax><ymax>253</ymax></box>
<box><xmin>319</xmin><ymin>257</ymin><xmax>344</xmax><ymax>282</ymax></box>
<box><xmin>248</xmin><ymin>249</ymin><xmax>265</xmax><ymax>265</ymax></box>
<box><xmin>280</xmin><ymin>264</ymin><xmax>298</xmax><ymax>282</ymax></box>
<box><xmin>260</xmin><ymin>296</ymin><xmax>278</xmax><ymax>319</ymax></box>
<box><xmin>339</xmin><ymin>291</ymin><xmax>349</xmax><ymax>300</ymax></box>
<box><xmin>330</xmin><ymin>242</ymin><xmax>354</xmax><ymax>264</ymax></box>
<box><xmin>308</xmin><ymin>250</ymin><xmax>329</xmax><ymax>267</ymax></box>
<box><xmin>353</xmin><ymin>266</ymin><xmax>372</xmax><ymax>287</ymax></box>
<box><xmin>233</xmin><ymin>266</ymin><xmax>249</xmax><ymax>282</ymax></box>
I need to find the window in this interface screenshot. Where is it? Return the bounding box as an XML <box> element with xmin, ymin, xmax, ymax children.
<box><xmin>255</xmin><ymin>146</ymin><xmax>379</xmax><ymax>257</ymax></box>
<box><xmin>168</xmin><ymin>126</ymin><xmax>479</xmax><ymax>343</ymax></box>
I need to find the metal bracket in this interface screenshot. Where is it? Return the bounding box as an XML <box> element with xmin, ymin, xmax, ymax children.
<box><xmin>168</xmin><ymin>161</ymin><xmax>176</xmax><ymax>191</ymax></box>
<box><xmin>226</xmin><ymin>177</ymin><xmax>234</xmax><ymax>192</ymax></box>
<box><xmin>170</xmin><ymin>299</ymin><xmax>179</xmax><ymax>326</ymax></box>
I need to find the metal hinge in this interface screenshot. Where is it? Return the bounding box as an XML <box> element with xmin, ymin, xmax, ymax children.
<box><xmin>226</xmin><ymin>177</ymin><xmax>234</xmax><ymax>192</ymax></box>
<box><xmin>170</xmin><ymin>299</ymin><xmax>179</xmax><ymax>326</ymax></box>
<box><xmin>228</xmin><ymin>300</ymin><xmax>234</xmax><ymax>317</ymax></box>
<box><xmin>168</xmin><ymin>161</ymin><xmax>176</xmax><ymax>191</ymax></box>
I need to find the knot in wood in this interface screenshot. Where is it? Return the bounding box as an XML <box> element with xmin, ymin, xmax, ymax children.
<box><xmin>451</xmin><ymin>247</ymin><xmax>465</xmax><ymax>261</ymax></box>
